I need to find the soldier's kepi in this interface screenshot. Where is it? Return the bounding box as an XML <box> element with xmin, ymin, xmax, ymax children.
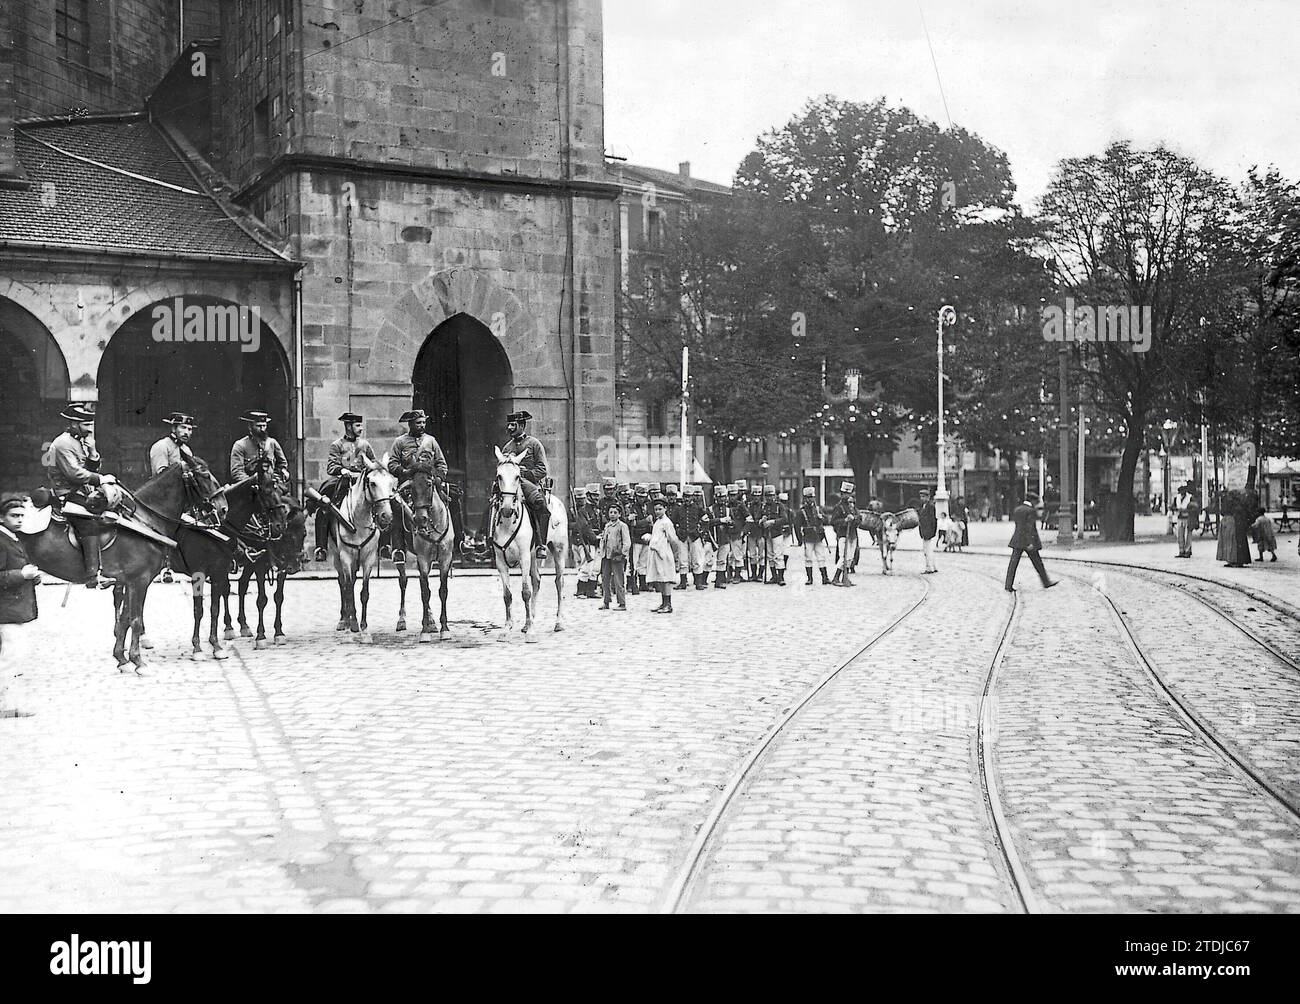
<box><xmin>45</xmin><ymin>402</ymin><xmax>119</xmax><ymax>589</ymax></box>
<box><xmin>311</xmin><ymin>412</ymin><xmax>376</xmax><ymax>562</ymax></box>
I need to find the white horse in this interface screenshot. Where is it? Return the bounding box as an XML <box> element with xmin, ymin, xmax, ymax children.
<box><xmin>330</xmin><ymin>454</ymin><xmax>397</xmax><ymax>645</ymax></box>
<box><xmin>489</xmin><ymin>447</ymin><xmax>568</xmax><ymax>642</ymax></box>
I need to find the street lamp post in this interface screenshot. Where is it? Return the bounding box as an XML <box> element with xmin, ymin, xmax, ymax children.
<box><xmin>935</xmin><ymin>305</ymin><xmax>957</xmax><ymax>523</ymax></box>
<box><xmin>1161</xmin><ymin>419</ymin><xmax>1178</xmax><ymax>537</ymax></box>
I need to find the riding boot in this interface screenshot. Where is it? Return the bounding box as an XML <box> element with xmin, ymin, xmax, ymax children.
<box><xmin>675</xmin><ymin>573</ymin><xmax>688</xmax><ymax>591</ymax></box>
<box><xmin>806</xmin><ymin>567</ymin><xmax>815</xmax><ymax>585</ymax></box>
<box><xmin>820</xmin><ymin>567</ymin><xmax>832</xmax><ymax>585</ymax></box>
<box><xmin>80</xmin><ymin>531</ymin><xmax>116</xmax><ymax>590</ymax></box>
<box><xmin>161</xmin><ymin>554</ymin><xmax>173</xmax><ymax>584</ymax></box>
<box><xmin>714</xmin><ymin>570</ymin><xmax>727</xmax><ymax>589</ymax></box>
<box><xmin>313</xmin><ymin>508</ymin><xmax>330</xmax><ymax>562</ymax></box>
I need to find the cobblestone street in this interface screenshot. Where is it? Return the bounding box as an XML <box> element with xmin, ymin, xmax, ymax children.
<box><xmin>3</xmin><ymin>548</ymin><xmax>1298</xmax><ymax>913</ymax></box>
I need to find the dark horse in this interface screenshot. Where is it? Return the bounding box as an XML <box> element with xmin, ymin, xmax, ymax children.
<box><xmin>395</xmin><ymin>467</ymin><xmax>456</xmax><ymax>642</ymax></box>
<box><xmin>152</xmin><ymin>460</ymin><xmax>287</xmax><ymax>660</ymax></box>
<box><xmin>20</xmin><ymin>461</ymin><xmax>226</xmax><ymax>669</ymax></box>
<box><xmin>221</xmin><ymin>498</ymin><xmax>307</xmax><ymax>649</ymax></box>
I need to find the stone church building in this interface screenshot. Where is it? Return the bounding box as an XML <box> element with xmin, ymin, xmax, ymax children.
<box><xmin>0</xmin><ymin>0</ymin><xmax>617</xmax><ymax>532</ymax></box>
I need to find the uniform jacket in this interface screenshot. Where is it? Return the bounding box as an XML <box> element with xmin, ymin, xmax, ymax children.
<box><xmin>709</xmin><ymin>501</ymin><xmax>733</xmax><ymax>545</ymax></box>
<box><xmin>665</xmin><ymin>499</ymin><xmax>686</xmax><ymax>537</ymax></box>
<box><xmin>230</xmin><ymin>435</ymin><xmax>290</xmax><ymax>484</ymax></box>
<box><xmin>149</xmin><ymin>435</ymin><xmax>191</xmax><ymax>474</ymax></box>
<box><xmin>744</xmin><ymin>496</ymin><xmax>764</xmax><ymax>536</ymax></box>
<box><xmin>1008</xmin><ymin>503</ymin><xmax>1043</xmax><ymax>550</ymax></box>
<box><xmin>0</xmin><ymin>527</ymin><xmax>37</xmax><ymax>625</ymax></box>
<box><xmin>728</xmin><ymin>499</ymin><xmax>750</xmax><ymax>538</ymax></box>
<box><xmin>575</xmin><ymin>502</ymin><xmax>602</xmax><ymax>547</ymax></box>
<box><xmin>645</xmin><ymin>515</ymin><xmax>681</xmax><ymax>583</ymax></box>
<box><xmin>793</xmin><ymin>503</ymin><xmax>826</xmax><ymax>545</ymax></box>
<box><xmin>759</xmin><ymin>500</ymin><xmax>789</xmax><ymax>536</ymax></box>
<box><xmin>630</xmin><ymin>500</ymin><xmax>653</xmax><ymax>542</ymax></box>
<box><xmin>830</xmin><ymin>499</ymin><xmax>860</xmax><ymax>536</ymax></box>
<box><xmin>47</xmin><ymin>431</ymin><xmax>103</xmax><ymax>494</ymax></box>
<box><xmin>500</xmin><ymin>434</ymin><xmax>548</xmax><ymax>484</ymax></box>
<box><xmin>327</xmin><ymin>436</ymin><xmax>377</xmax><ymax>478</ymax></box>
<box><xmin>681</xmin><ymin>501</ymin><xmax>712</xmax><ymax>541</ymax></box>
<box><xmin>388</xmin><ymin>433</ymin><xmax>448</xmax><ymax>482</ymax></box>
<box><xmin>918</xmin><ymin>501</ymin><xmax>938</xmax><ymax>540</ymax></box>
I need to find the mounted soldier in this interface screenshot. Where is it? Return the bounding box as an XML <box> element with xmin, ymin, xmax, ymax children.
<box><xmin>311</xmin><ymin>412</ymin><xmax>377</xmax><ymax>563</ymax></box>
<box><xmin>385</xmin><ymin>409</ymin><xmax>448</xmax><ymax>566</ymax></box>
<box><xmin>708</xmin><ymin>483</ymin><xmax>731</xmax><ymax>589</ymax></box>
<box><xmin>473</xmin><ymin>410</ymin><xmax>551</xmax><ymax>561</ymax></box>
<box><xmin>149</xmin><ymin>411</ymin><xmax>200</xmax><ymax>583</ymax></box>
<box><xmin>794</xmin><ymin>486</ymin><xmax>832</xmax><ymax>586</ymax></box>
<box><xmin>44</xmin><ymin>402</ymin><xmax>121</xmax><ymax>589</ymax></box>
<box><xmin>230</xmin><ymin>410</ymin><xmax>290</xmax><ymax>490</ymax></box>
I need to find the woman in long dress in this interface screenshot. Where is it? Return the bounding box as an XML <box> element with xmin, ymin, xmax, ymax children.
<box><xmin>643</xmin><ymin>498</ymin><xmax>681</xmax><ymax>614</ymax></box>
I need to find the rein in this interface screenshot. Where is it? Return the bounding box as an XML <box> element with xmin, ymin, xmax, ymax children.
<box><xmin>489</xmin><ymin>497</ymin><xmax>525</xmax><ymax>554</ymax></box>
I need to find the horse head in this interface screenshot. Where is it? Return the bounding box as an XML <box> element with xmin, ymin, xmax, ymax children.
<box><xmin>364</xmin><ymin>453</ymin><xmax>397</xmax><ymax>530</ymax></box>
<box><xmin>881</xmin><ymin>515</ymin><xmax>900</xmax><ymax>547</ymax></box>
<box><xmin>494</xmin><ymin>447</ymin><xmax>524</xmax><ymax>518</ymax></box>
<box><xmin>181</xmin><ymin>453</ymin><xmax>229</xmax><ymax>524</ymax></box>
<box><xmin>273</xmin><ymin>501</ymin><xmax>308</xmax><ymax>574</ymax></box>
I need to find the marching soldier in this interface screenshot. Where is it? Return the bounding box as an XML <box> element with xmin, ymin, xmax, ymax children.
<box><xmin>681</xmin><ymin>484</ymin><xmax>714</xmax><ymax>590</ymax></box>
<box><xmin>230</xmin><ymin>410</ymin><xmax>291</xmax><ymax>489</ymax></box>
<box><xmin>149</xmin><ymin>411</ymin><xmax>200</xmax><ymax>583</ymax></box>
<box><xmin>631</xmin><ymin>483</ymin><xmax>653</xmax><ymax>593</ymax></box>
<box><xmin>45</xmin><ymin>402</ymin><xmax>119</xmax><ymax>589</ymax></box>
<box><xmin>311</xmin><ymin>412</ymin><xmax>377</xmax><ymax>562</ymax></box>
<box><xmin>745</xmin><ymin>482</ymin><xmax>764</xmax><ymax>582</ymax></box>
<box><xmin>708</xmin><ymin>483</ymin><xmax>732</xmax><ymax>589</ymax></box>
<box><xmin>759</xmin><ymin>484</ymin><xmax>789</xmax><ymax>585</ymax></box>
<box><xmin>830</xmin><ymin>481</ymin><xmax>860</xmax><ymax>587</ymax></box>
<box><xmin>794</xmin><ymin>486</ymin><xmax>833</xmax><ymax>585</ymax></box>
<box><xmin>385</xmin><ymin>409</ymin><xmax>449</xmax><ymax>565</ymax></box>
<box><xmin>573</xmin><ymin>483</ymin><xmax>602</xmax><ymax>598</ymax></box>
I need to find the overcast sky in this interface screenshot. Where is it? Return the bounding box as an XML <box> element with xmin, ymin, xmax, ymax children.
<box><xmin>603</xmin><ymin>0</ymin><xmax>1300</xmax><ymax>209</ymax></box>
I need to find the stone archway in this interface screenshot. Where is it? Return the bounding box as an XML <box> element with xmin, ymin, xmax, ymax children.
<box><xmin>0</xmin><ymin>297</ymin><xmax>70</xmax><ymax>494</ymax></box>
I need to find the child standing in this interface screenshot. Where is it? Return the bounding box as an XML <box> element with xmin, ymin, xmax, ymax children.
<box><xmin>643</xmin><ymin>498</ymin><xmax>681</xmax><ymax>613</ymax></box>
<box><xmin>599</xmin><ymin>503</ymin><xmax>630</xmax><ymax>610</ymax></box>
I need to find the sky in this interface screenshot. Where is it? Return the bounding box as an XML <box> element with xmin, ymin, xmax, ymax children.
<box><xmin>602</xmin><ymin>0</ymin><xmax>1300</xmax><ymax>210</ymax></box>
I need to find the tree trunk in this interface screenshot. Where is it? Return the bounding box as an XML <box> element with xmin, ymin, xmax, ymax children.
<box><xmin>1107</xmin><ymin>422</ymin><xmax>1144</xmax><ymax>541</ymax></box>
<box><xmin>845</xmin><ymin>438</ymin><xmax>876</xmax><ymax>497</ymax></box>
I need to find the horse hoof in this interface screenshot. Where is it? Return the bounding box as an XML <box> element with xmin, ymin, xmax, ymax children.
<box><xmin>525</xmin><ymin>633</ymin><xmax>540</xmax><ymax>645</ymax></box>
<box><xmin>497</xmin><ymin>632</ymin><xmax>510</xmax><ymax>643</ymax></box>
<box><xmin>554</xmin><ymin>622</ymin><xmax>564</xmax><ymax>633</ymax></box>
<box><xmin>419</xmin><ymin>633</ymin><xmax>434</xmax><ymax>643</ymax></box>
<box><xmin>212</xmin><ymin>649</ymin><xmax>229</xmax><ymax>661</ymax></box>
<box><xmin>253</xmin><ymin>638</ymin><xmax>267</xmax><ymax>650</ymax></box>
<box><xmin>357</xmin><ymin>633</ymin><xmax>372</xmax><ymax>646</ymax></box>
<box><xmin>240</xmin><ymin>627</ymin><xmax>253</xmax><ymax>638</ymax></box>
<box><xmin>190</xmin><ymin>651</ymin><xmax>206</xmax><ymax>662</ymax></box>
<box><xmin>439</xmin><ymin>630</ymin><xmax>451</xmax><ymax>641</ymax></box>
<box><xmin>336</xmin><ymin>621</ymin><xmax>348</xmax><ymax>632</ymax></box>
<box><xmin>396</xmin><ymin>622</ymin><xmax>407</xmax><ymax>632</ymax></box>
<box><xmin>223</xmin><ymin>628</ymin><xmax>236</xmax><ymax>640</ymax></box>
<box><xmin>140</xmin><ymin>635</ymin><xmax>154</xmax><ymax>650</ymax></box>
<box><xmin>273</xmin><ymin>635</ymin><xmax>286</xmax><ymax>646</ymax></box>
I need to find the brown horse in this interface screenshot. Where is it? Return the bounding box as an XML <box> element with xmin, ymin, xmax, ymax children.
<box><xmin>223</xmin><ymin>499</ymin><xmax>307</xmax><ymax>649</ymax></box>
<box><xmin>21</xmin><ymin>461</ymin><xmax>226</xmax><ymax>670</ymax></box>
<box><xmin>395</xmin><ymin>467</ymin><xmax>456</xmax><ymax>642</ymax></box>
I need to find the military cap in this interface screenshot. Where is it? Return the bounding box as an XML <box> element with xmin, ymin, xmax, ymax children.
<box><xmin>337</xmin><ymin>412</ymin><xmax>364</xmax><ymax>423</ymax></box>
<box><xmin>164</xmin><ymin>411</ymin><xmax>198</xmax><ymax>426</ymax></box>
<box><xmin>714</xmin><ymin>483</ymin><xmax>730</xmax><ymax>496</ymax></box>
<box><xmin>778</xmin><ymin>491</ymin><xmax>789</xmax><ymax>502</ymax></box>
<box><xmin>840</xmin><ymin>481</ymin><xmax>855</xmax><ymax>494</ymax></box>
<box><xmin>601</xmin><ymin>477</ymin><xmax>617</xmax><ymax>491</ymax></box>
<box><xmin>240</xmin><ymin>410</ymin><xmax>271</xmax><ymax>423</ymax></box>
<box><xmin>803</xmin><ymin>486</ymin><xmax>816</xmax><ymax>497</ymax></box>
<box><xmin>584</xmin><ymin>482</ymin><xmax>599</xmax><ymax>495</ymax></box>
<box><xmin>633</xmin><ymin>483</ymin><xmax>649</xmax><ymax>496</ymax></box>
<box><xmin>398</xmin><ymin>409</ymin><xmax>426</xmax><ymax>424</ymax></box>
<box><xmin>507</xmin><ymin>410</ymin><xmax>533</xmax><ymax>423</ymax></box>
<box><xmin>734</xmin><ymin>479</ymin><xmax>747</xmax><ymax>491</ymax></box>
<box><xmin>749</xmin><ymin>483</ymin><xmax>763</xmax><ymax>494</ymax></box>
<box><xmin>763</xmin><ymin>484</ymin><xmax>776</xmax><ymax>496</ymax></box>
<box><xmin>664</xmin><ymin>483</ymin><xmax>679</xmax><ymax>496</ymax></box>
<box><xmin>60</xmin><ymin>402</ymin><xmax>97</xmax><ymax>422</ymax></box>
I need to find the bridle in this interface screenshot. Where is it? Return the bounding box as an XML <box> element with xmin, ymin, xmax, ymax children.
<box><xmin>489</xmin><ymin>462</ymin><xmax>525</xmax><ymax>554</ymax></box>
<box><xmin>336</xmin><ymin>467</ymin><xmax>394</xmax><ymax>551</ymax></box>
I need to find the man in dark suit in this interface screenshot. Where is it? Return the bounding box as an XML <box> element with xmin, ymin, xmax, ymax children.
<box><xmin>918</xmin><ymin>488</ymin><xmax>938</xmax><ymax>573</ymax></box>
<box><xmin>1</xmin><ymin>496</ymin><xmax>41</xmax><ymax>718</ymax></box>
<box><xmin>1006</xmin><ymin>493</ymin><xmax>1059</xmax><ymax>592</ymax></box>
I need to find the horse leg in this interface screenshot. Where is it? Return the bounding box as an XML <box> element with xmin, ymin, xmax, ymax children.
<box><xmin>272</xmin><ymin>569</ymin><xmax>287</xmax><ymax>644</ymax></box>
<box><xmin>497</xmin><ymin>560</ymin><xmax>513</xmax><ymax>640</ymax></box>
<box><xmin>191</xmin><ymin>573</ymin><xmax>206</xmax><ymax>659</ymax></box>
<box><xmin>357</xmin><ymin>571</ymin><xmax>372</xmax><ymax>644</ymax></box>
<box><xmin>237</xmin><ymin>566</ymin><xmax>254</xmax><ymax>637</ymax></box>
<box><xmin>437</xmin><ymin>557</ymin><xmax>450</xmax><ymax>640</ymax></box>
<box><xmin>396</xmin><ymin>561</ymin><xmax>408</xmax><ymax>633</ymax></box>
<box><xmin>112</xmin><ymin>583</ymin><xmax>129</xmax><ymax>667</ymax></box>
<box><xmin>521</xmin><ymin>556</ymin><xmax>538</xmax><ymax>642</ymax></box>
<box><xmin>418</xmin><ymin>556</ymin><xmax>434</xmax><ymax>643</ymax></box>
<box><xmin>221</xmin><ymin>578</ymin><xmax>236</xmax><ymax>639</ymax></box>
<box><xmin>253</xmin><ymin>569</ymin><xmax>269</xmax><ymax>649</ymax></box>
<box><xmin>127</xmin><ymin>581</ymin><xmax>149</xmax><ymax>672</ymax></box>
<box><xmin>552</xmin><ymin>544</ymin><xmax>565</xmax><ymax>633</ymax></box>
<box><xmin>336</xmin><ymin>571</ymin><xmax>349</xmax><ymax>631</ymax></box>
<box><xmin>210</xmin><ymin>573</ymin><xmax>229</xmax><ymax>660</ymax></box>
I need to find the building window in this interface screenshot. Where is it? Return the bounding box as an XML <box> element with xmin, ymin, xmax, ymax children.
<box><xmin>646</xmin><ymin>209</ymin><xmax>663</xmax><ymax>249</ymax></box>
<box><xmin>56</xmin><ymin>0</ymin><xmax>91</xmax><ymax>63</ymax></box>
<box><xmin>646</xmin><ymin>400</ymin><xmax>665</xmax><ymax>435</ymax></box>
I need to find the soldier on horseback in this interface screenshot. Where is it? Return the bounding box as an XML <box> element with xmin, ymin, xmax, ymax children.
<box><xmin>311</xmin><ymin>412</ymin><xmax>377</xmax><ymax>563</ymax></box>
<box><xmin>149</xmin><ymin>411</ymin><xmax>205</xmax><ymax>583</ymax></box>
<box><xmin>385</xmin><ymin>409</ymin><xmax>448</xmax><ymax>565</ymax></box>
<box><xmin>44</xmin><ymin>402</ymin><xmax>120</xmax><ymax>589</ymax></box>
<box><xmin>473</xmin><ymin>410</ymin><xmax>551</xmax><ymax>560</ymax></box>
<box><xmin>230</xmin><ymin>411</ymin><xmax>291</xmax><ymax>490</ymax></box>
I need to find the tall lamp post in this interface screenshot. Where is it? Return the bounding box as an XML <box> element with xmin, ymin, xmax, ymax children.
<box><xmin>1160</xmin><ymin>419</ymin><xmax>1178</xmax><ymax>537</ymax></box>
<box><xmin>935</xmin><ymin>305</ymin><xmax>957</xmax><ymax>522</ymax></box>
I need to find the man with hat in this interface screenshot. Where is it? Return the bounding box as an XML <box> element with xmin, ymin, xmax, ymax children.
<box><xmin>759</xmin><ymin>484</ymin><xmax>789</xmax><ymax>585</ymax></box>
<box><xmin>572</xmin><ymin>483</ymin><xmax>602</xmax><ymax>598</ymax></box>
<box><xmin>794</xmin><ymin>486</ymin><xmax>832</xmax><ymax>586</ymax></box>
<box><xmin>385</xmin><ymin>409</ymin><xmax>448</xmax><ymax>564</ymax></box>
<box><xmin>230</xmin><ymin>410</ymin><xmax>291</xmax><ymax>490</ymax></box>
<box><xmin>1173</xmin><ymin>480</ymin><xmax>1199</xmax><ymax>558</ymax></box>
<box><xmin>481</xmin><ymin>410</ymin><xmax>552</xmax><ymax>560</ymax></box>
<box><xmin>681</xmin><ymin>483</ymin><xmax>714</xmax><ymax>590</ymax></box>
<box><xmin>1006</xmin><ymin>492</ymin><xmax>1058</xmax><ymax>591</ymax></box>
<box><xmin>662</xmin><ymin>483</ymin><xmax>690</xmax><ymax>590</ymax></box>
<box><xmin>744</xmin><ymin>482</ymin><xmax>764</xmax><ymax>582</ymax></box>
<box><xmin>45</xmin><ymin>402</ymin><xmax>119</xmax><ymax>589</ymax></box>
<box><xmin>708</xmin><ymin>483</ymin><xmax>731</xmax><ymax>589</ymax></box>
<box><xmin>630</xmin><ymin>483</ymin><xmax>653</xmax><ymax>594</ymax></box>
<box><xmin>918</xmin><ymin>487</ymin><xmax>939</xmax><ymax>574</ymax></box>
<box><xmin>727</xmin><ymin>481</ymin><xmax>749</xmax><ymax>582</ymax></box>
<box><xmin>310</xmin><ymin>412</ymin><xmax>377</xmax><ymax>562</ymax></box>
<box><xmin>149</xmin><ymin>411</ymin><xmax>200</xmax><ymax>583</ymax></box>
<box><xmin>1</xmin><ymin>494</ymin><xmax>42</xmax><ymax>718</ymax></box>
<box><xmin>830</xmin><ymin>481</ymin><xmax>860</xmax><ymax>587</ymax></box>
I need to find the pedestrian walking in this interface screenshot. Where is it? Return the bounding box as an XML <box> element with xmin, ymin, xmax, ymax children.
<box><xmin>1005</xmin><ymin>493</ymin><xmax>1059</xmax><ymax>592</ymax></box>
<box><xmin>598</xmin><ymin>503</ymin><xmax>630</xmax><ymax>610</ymax></box>
<box><xmin>643</xmin><ymin>496</ymin><xmax>681</xmax><ymax>613</ymax></box>
<box><xmin>0</xmin><ymin>496</ymin><xmax>41</xmax><ymax>719</ymax></box>
<box><xmin>918</xmin><ymin>488</ymin><xmax>938</xmax><ymax>573</ymax></box>
<box><xmin>1173</xmin><ymin>481</ymin><xmax>1198</xmax><ymax>558</ymax></box>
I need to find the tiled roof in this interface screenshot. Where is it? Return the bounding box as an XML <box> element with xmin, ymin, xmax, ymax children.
<box><xmin>0</xmin><ymin>117</ymin><xmax>292</xmax><ymax>263</ymax></box>
<box><xmin>617</xmin><ymin>162</ymin><xmax>733</xmax><ymax>198</ymax></box>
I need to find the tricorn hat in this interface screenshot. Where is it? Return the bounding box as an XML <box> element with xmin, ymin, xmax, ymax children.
<box><xmin>507</xmin><ymin>410</ymin><xmax>533</xmax><ymax>423</ymax></box>
<box><xmin>164</xmin><ymin>411</ymin><xmax>198</xmax><ymax>426</ymax></box>
<box><xmin>398</xmin><ymin>409</ymin><xmax>426</xmax><ymax>424</ymax></box>
<box><xmin>240</xmin><ymin>410</ymin><xmax>271</xmax><ymax>423</ymax></box>
<box><xmin>61</xmin><ymin>402</ymin><xmax>96</xmax><ymax>422</ymax></box>
<box><xmin>338</xmin><ymin>412</ymin><xmax>364</xmax><ymax>423</ymax></box>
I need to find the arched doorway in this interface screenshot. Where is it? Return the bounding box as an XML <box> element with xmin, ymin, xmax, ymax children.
<box><xmin>412</xmin><ymin>313</ymin><xmax>513</xmax><ymax>533</ymax></box>
<box><xmin>98</xmin><ymin>297</ymin><xmax>292</xmax><ymax>482</ymax></box>
<box><xmin>0</xmin><ymin>298</ymin><xmax>70</xmax><ymax>495</ymax></box>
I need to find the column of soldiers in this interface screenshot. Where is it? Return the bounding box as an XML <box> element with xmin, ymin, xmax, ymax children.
<box><xmin>565</xmin><ymin>479</ymin><xmax>859</xmax><ymax>599</ymax></box>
